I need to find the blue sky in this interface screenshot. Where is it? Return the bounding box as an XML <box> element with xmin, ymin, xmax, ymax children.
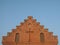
<box><xmin>0</xmin><ymin>0</ymin><xmax>60</xmax><ymax>45</ymax></box>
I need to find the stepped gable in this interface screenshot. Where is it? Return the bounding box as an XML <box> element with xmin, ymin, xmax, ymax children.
<box><xmin>2</xmin><ymin>16</ymin><xmax>58</xmax><ymax>45</ymax></box>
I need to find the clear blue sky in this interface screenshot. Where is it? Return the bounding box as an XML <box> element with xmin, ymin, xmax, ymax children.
<box><xmin>0</xmin><ymin>0</ymin><xmax>60</xmax><ymax>45</ymax></box>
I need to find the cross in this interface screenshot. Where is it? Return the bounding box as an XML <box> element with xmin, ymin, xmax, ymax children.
<box><xmin>26</xmin><ymin>30</ymin><xmax>34</xmax><ymax>44</ymax></box>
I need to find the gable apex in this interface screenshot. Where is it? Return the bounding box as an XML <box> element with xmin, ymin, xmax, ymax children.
<box><xmin>28</xmin><ymin>16</ymin><xmax>33</xmax><ymax>19</ymax></box>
